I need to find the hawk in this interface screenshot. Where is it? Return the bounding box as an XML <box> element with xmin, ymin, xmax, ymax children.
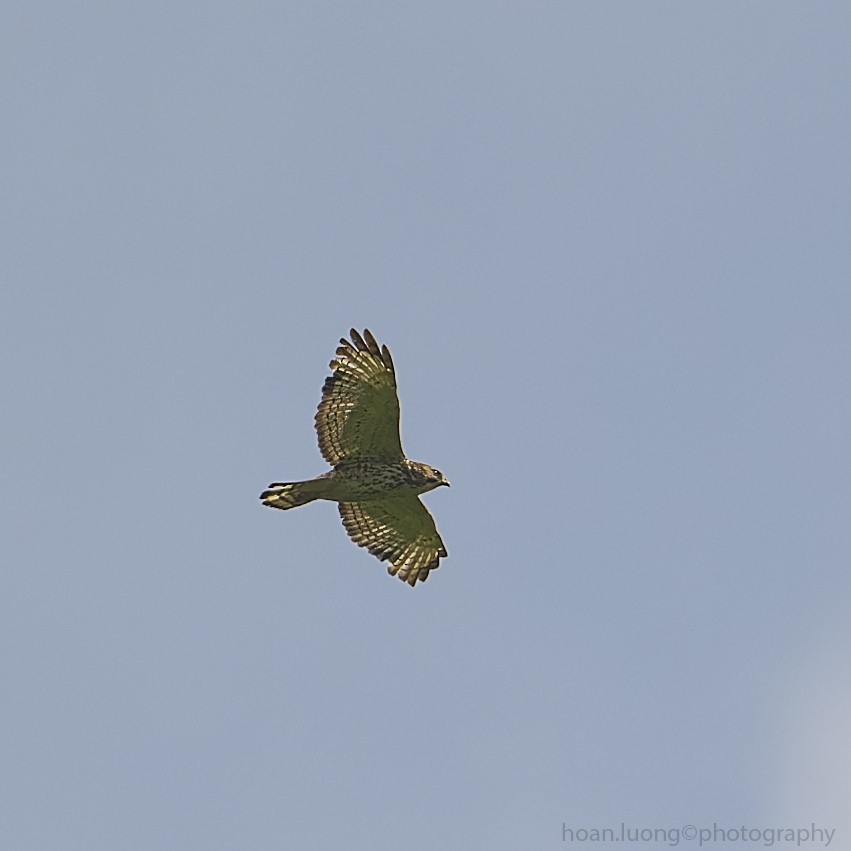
<box><xmin>260</xmin><ymin>329</ymin><xmax>449</xmax><ymax>586</ymax></box>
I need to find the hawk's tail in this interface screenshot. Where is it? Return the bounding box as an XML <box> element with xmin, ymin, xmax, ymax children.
<box><xmin>260</xmin><ymin>480</ymin><xmax>325</xmax><ymax>510</ymax></box>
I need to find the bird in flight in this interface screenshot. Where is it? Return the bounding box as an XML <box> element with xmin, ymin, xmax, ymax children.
<box><xmin>260</xmin><ymin>329</ymin><xmax>449</xmax><ymax>586</ymax></box>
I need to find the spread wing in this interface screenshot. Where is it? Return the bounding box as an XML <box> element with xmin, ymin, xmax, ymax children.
<box><xmin>315</xmin><ymin>329</ymin><xmax>404</xmax><ymax>465</ymax></box>
<box><xmin>338</xmin><ymin>496</ymin><xmax>447</xmax><ymax>586</ymax></box>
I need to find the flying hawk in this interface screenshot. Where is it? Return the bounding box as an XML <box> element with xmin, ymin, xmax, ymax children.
<box><xmin>260</xmin><ymin>329</ymin><xmax>449</xmax><ymax>586</ymax></box>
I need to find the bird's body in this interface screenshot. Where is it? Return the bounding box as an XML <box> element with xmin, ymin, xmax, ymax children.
<box><xmin>260</xmin><ymin>329</ymin><xmax>449</xmax><ymax>586</ymax></box>
<box><xmin>263</xmin><ymin>459</ymin><xmax>444</xmax><ymax>505</ymax></box>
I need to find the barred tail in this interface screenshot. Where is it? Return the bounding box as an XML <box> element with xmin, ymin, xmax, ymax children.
<box><xmin>260</xmin><ymin>479</ymin><xmax>325</xmax><ymax>510</ymax></box>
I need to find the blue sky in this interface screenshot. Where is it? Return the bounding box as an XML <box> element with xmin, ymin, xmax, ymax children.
<box><xmin>2</xmin><ymin>3</ymin><xmax>850</xmax><ymax>849</ymax></box>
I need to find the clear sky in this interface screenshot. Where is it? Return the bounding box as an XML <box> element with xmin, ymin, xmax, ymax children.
<box><xmin>3</xmin><ymin>3</ymin><xmax>850</xmax><ymax>849</ymax></box>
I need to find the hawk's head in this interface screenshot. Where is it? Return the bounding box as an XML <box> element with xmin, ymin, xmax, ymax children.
<box><xmin>406</xmin><ymin>461</ymin><xmax>450</xmax><ymax>493</ymax></box>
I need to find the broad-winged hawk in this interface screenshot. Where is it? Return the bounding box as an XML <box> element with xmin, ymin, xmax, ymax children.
<box><xmin>260</xmin><ymin>329</ymin><xmax>449</xmax><ymax>586</ymax></box>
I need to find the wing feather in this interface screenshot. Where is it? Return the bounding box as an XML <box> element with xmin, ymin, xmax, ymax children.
<box><xmin>315</xmin><ymin>329</ymin><xmax>404</xmax><ymax>465</ymax></box>
<box><xmin>338</xmin><ymin>496</ymin><xmax>448</xmax><ymax>586</ymax></box>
